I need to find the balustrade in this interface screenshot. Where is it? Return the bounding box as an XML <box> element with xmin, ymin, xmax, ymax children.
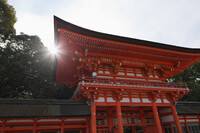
<box><xmin>80</xmin><ymin>77</ymin><xmax>188</xmax><ymax>90</ymax></box>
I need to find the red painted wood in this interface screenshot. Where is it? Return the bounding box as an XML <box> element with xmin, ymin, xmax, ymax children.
<box><xmin>91</xmin><ymin>100</ymin><xmax>97</xmax><ymax>133</ymax></box>
<box><xmin>116</xmin><ymin>100</ymin><xmax>123</xmax><ymax>133</ymax></box>
<box><xmin>171</xmin><ymin>103</ymin><xmax>183</xmax><ymax>133</ymax></box>
<box><xmin>152</xmin><ymin>101</ymin><xmax>162</xmax><ymax>133</ymax></box>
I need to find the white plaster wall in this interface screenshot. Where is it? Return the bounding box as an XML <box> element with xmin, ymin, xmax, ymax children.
<box><xmin>179</xmin><ymin>120</ymin><xmax>185</xmax><ymax>122</ymax></box>
<box><xmin>156</xmin><ymin>99</ymin><xmax>162</xmax><ymax>103</ymax></box>
<box><xmin>186</xmin><ymin>119</ymin><xmax>199</xmax><ymax>122</ymax></box>
<box><xmin>132</xmin><ymin>98</ymin><xmax>140</xmax><ymax>103</ymax></box>
<box><xmin>142</xmin><ymin>98</ymin><xmax>152</xmax><ymax>103</ymax></box>
<box><xmin>121</xmin><ymin>98</ymin><xmax>130</xmax><ymax>103</ymax></box>
<box><xmin>107</xmin><ymin>97</ymin><xmax>116</xmax><ymax>102</ymax></box>
<box><xmin>95</xmin><ymin>97</ymin><xmax>105</xmax><ymax>102</ymax></box>
<box><xmin>163</xmin><ymin>99</ymin><xmax>170</xmax><ymax>103</ymax></box>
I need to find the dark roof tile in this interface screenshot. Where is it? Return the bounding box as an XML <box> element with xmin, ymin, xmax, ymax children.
<box><xmin>0</xmin><ymin>99</ymin><xmax>90</xmax><ymax>118</ymax></box>
<box><xmin>176</xmin><ymin>101</ymin><xmax>200</xmax><ymax>115</ymax></box>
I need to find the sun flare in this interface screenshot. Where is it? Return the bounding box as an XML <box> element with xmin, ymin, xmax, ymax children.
<box><xmin>48</xmin><ymin>46</ymin><xmax>58</xmax><ymax>55</ymax></box>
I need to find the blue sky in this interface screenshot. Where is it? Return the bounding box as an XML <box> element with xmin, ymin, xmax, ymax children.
<box><xmin>8</xmin><ymin>0</ymin><xmax>200</xmax><ymax>50</ymax></box>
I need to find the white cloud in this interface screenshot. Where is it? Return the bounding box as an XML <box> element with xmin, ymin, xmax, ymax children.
<box><xmin>12</xmin><ymin>0</ymin><xmax>200</xmax><ymax>49</ymax></box>
<box><xmin>55</xmin><ymin>0</ymin><xmax>133</xmax><ymax>36</ymax></box>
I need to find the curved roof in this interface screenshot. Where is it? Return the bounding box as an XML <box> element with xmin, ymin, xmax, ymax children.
<box><xmin>54</xmin><ymin>16</ymin><xmax>200</xmax><ymax>84</ymax></box>
<box><xmin>54</xmin><ymin>16</ymin><xmax>200</xmax><ymax>54</ymax></box>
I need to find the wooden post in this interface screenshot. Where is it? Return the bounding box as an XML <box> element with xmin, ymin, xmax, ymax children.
<box><xmin>80</xmin><ymin>129</ymin><xmax>83</xmax><ymax>133</ymax></box>
<box><xmin>1</xmin><ymin>120</ymin><xmax>5</xmax><ymax>133</ymax></box>
<box><xmin>184</xmin><ymin>116</ymin><xmax>190</xmax><ymax>133</ymax></box>
<box><xmin>171</xmin><ymin>103</ymin><xmax>183</xmax><ymax>133</ymax></box>
<box><xmin>61</xmin><ymin>119</ymin><xmax>64</xmax><ymax>133</ymax></box>
<box><xmin>91</xmin><ymin>100</ymin><xmax>96</xmax><ymax>133</ymax></box>
<box><xmin>140</xmin><ymin>110</ymin><xmax>146</xmax><ymax>132</ymax></box>
<box><xmin>86</xmin><ymin>118</ymin><xmax>90</xmax><ymax>133</ymax></box>
<box><xmin>116</xmin><ymin>99</ymin><xmax>123</xmax><ymax>133</ymax></box>
<box><xmin>33</xmin><ymin>119</ymin><xmax>37</xmax><ymax>133</ymax></box>
<box><xmin>159</xmin><ymin>116</ymin><xmax>165</xmax><ymax>133</ymax></box>
<box><xmin>107</xmin><ymin>110</ymin><xmax>113</xmax><ymax>132</ymax></box>
<box><xmin>170</xmin><ymin>124</ymin><xmax>174</xmax><ymax>133</ymax></box>
<box><xmin>132</xmin><ymin>126</ymin><xmax>136</xmax><ymax>133</ymax></box>
<box><xmin>199</xmin><ymin>115</ymin><xmax>200</xmax><ymax>124</ymax></box>
<box><xmin>185</xmin><ymin>123</ymin><xmax>190</xmax><ymax>133</ymax></box>
<box><xmin>152</xmin><ymin>101</ymin><xmax>162</xmax><ymax>133</ymax></box>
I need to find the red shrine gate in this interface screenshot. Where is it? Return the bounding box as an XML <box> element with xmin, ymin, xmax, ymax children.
<box><xmin>53</xmin><ymin>16</ymin><xmax>200</xmax><ymax>133</ymax></box>
<box><xmin>0</xmin><ymin>16</ymin><xmax>200</xmax><ymax>133</ymax></box>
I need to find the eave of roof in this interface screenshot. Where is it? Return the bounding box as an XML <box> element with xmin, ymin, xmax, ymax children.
<box><xmin>54</xmin><ymin>16</ymin><xmax>200</xmax><ymax>54</ymax></box>
<box><xmin>0</xmin><ymin>98</ymin><xmax>86</xmax><ymax>105</ymax></box>
<box><xmin>0</xmin><ymin>99</ymin><xmax>200</xmax><ymax>117</ymax></box>
<box><xmin>53</xmin><ymin>16</ymin><xmax>200</xmax><ymax>84</ymax></box>
<box><xmin>0</xmin><ymin>99</ymin><xmax>90</xmax><ymax>118</ymax></box>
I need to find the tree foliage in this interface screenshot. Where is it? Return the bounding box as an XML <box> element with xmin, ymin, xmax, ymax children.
<box><xmin>0</xmin><ymin>0</ymin><xmax>16</xmax><ymax>38</ymax></box>
<box><xmin>0</xmin><ymin>1</ymin><xmax>73</xmax><ymax>99</ymax></box>
<box><xmin>0</xmin><ymin>33</ymin><xmax>71</xmax><ymax>99</ymax></box>
<box><xmin>171</xmin><ymin>62</ymin><xmax>200</xmax><ymax>101</ymax></box>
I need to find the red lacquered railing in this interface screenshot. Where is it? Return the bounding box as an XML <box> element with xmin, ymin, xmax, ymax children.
<box><xmin>80</xmin><ymin>77</ymin><xmax>188</xmax><ymax>90</ymax></box>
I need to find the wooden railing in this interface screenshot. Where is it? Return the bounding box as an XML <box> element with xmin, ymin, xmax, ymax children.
<box><xmin>80</xmin><ymin>77</ymin><xmax>188</xmax><ymax>90</ymax></box>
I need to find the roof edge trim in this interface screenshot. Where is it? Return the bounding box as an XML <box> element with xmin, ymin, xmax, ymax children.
<box><xmin>54</xmin><ymin>16</ymin><xmax>200</xmax><ymax>54</ymax></box>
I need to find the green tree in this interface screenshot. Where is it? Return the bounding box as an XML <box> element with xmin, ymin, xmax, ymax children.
<box><xmin>0</xmin><ymin>33</ymin><xmax>72</xmax><ymax>99</ymax></box>
<box><xmin>0</xmin><ymin>0</ymin><xmax>16</xmax><ymax>39</ymax></box>
<box><xmin>0</xmin><ymin>1</ymin><xmax>73</xmax><ymax>99</ymax></box>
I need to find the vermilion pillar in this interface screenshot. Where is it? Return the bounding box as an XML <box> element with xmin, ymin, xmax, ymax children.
<box><xmin>170</xmin><ymin>124</ymin><xmax>174</xmax><ymax>133</ymax></box>
<box><xmin>91</xmin><ymin>100</ymin><xmax>96</xmax><ymax>133</ymax></box>
<box><xmin>132</xmin><ymin>126</ymin><xmax>136</xmax><ymax>133</ymax></box>
<box><xmin>107</xmin><ymin>110</ymin><xmax>113</xmax><ymax>132</ymax></box>
<box><xmin>86</xmin><ymin>118</ymin><xmax>90</xmax><ymax>133</ymax></box>
<box><xmin>33</xmin><ymin>119</ymin><xmax>37</xmax><ymax>133</ymax></box>
<box><xmin>140</xmin><ymin>110</ymin><xmax>146</xmax><ymax>132</ymax></box>
<box><xmin>171</xmin><ymin>103</ymin><xmax>182</xmax><ymax>133</ymax></box>
<box><xmin>152</xmin><ymin>101</ymin><xmax>162</xmax><ymax>133</ymax></box>
<box><xmin>1</xmin><ymin>120</ymin><xmax>5</xmax><ymax>133</ymax></box>
<box><xmin>185</xmin><ymin>123</ymin><xmax>190</xmax><ymax>133</ymax></box>
<box><xmin>116</xmin><ymin>99</ymin><xmax>123</xmax><ymax>133</ymax></box>
<box><xmin>61</xmin><ymin>119</ymin><xmax>64</xmax><ymax>133</ymax></box>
